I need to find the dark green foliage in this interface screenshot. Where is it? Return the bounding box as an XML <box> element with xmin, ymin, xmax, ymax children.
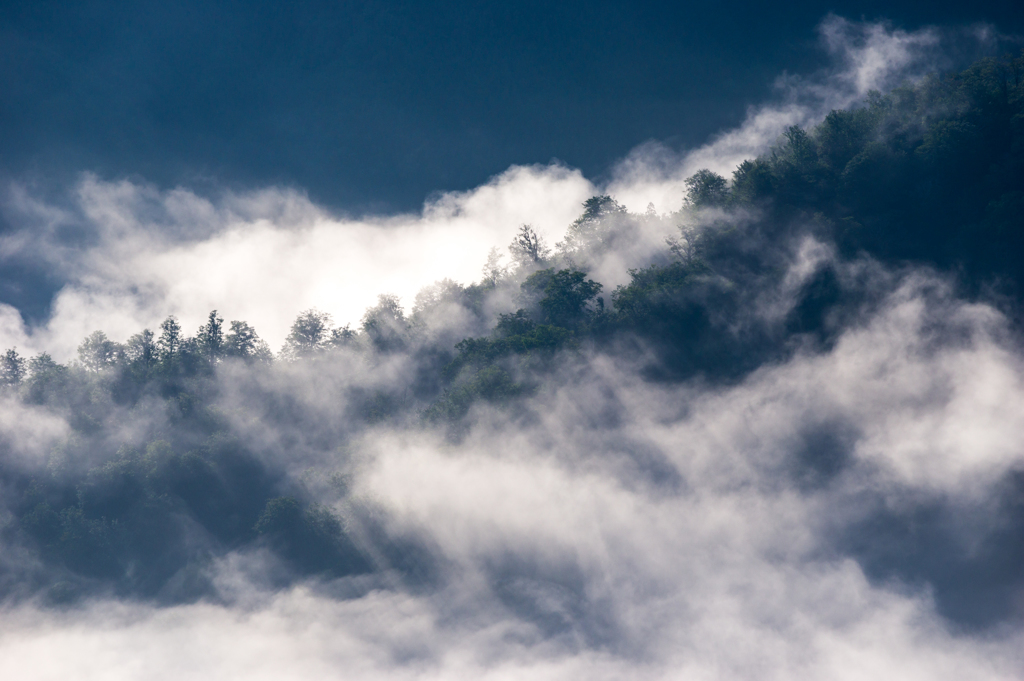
<box><xmin>816</xmin><ymin>109</ymin><xmax>871</xmax><ymax>172</ymax></box>
<box><xmin>684</xmin><ymin>169</ymin><xmax>729</xmax><ymax>208</ymax></box>
<box><xmin>730</xmin><ymin>159</ymin><xmax>774</xmax><ymax>204</ymax></box>
<box><xmin>255</xmin><ymin>497</ymin><xmax>370</xmax><ymax>575</ymax></box>
<box><xmin>425</xmin><ymin>282</ymin><xmax>580</xmax><ymax>425</ymax></box>
<box><xmin>423</xmin><ymin>367</ymin><xmax>528</xmax><ymax>425</ymax></box>
<box><xmin>436</xmin><ymin>323</ymin><xmax>572</xmax><ymax>401</ymax></box>
<box><xmin>717</xmin><ymin>53</ymin><xmax>1024</xmax><ymax>286</ymax></box>
<box><xmin>253</xmin><ymin>496</ymin><xmax>304</xmax><ymax>535</ymax></box>
<box><xmin>537</xmin><ymin>270</ymin><xmax>603</xmax><ymax>328</ymax></box>
<box><xmin>609</xmin><ymin>261</ymin><xmax>742</xmax><ymax>378</ymax></box>
<box><xmin>12</xmin><ymin>435</ymin><xmax>296</xmax><ymax>595</ymax></box>
<box><xmin>612</xmin><ymin>262</ymin><xmax>704</xmax><ymax>323</ymax></box>
<box><xmin>521</xmin><ymin>268</ymin><xmax>603</xmax><ymax>328</ymax></box>
<box><xmin>578</xmin><ymin>195</ymin><xmax>626</xmax><ymax>221</ymax></box>
<box><xmin>495</xmin><ymin>310</ymin><xmax>536</xmax><ymax>337</ymax></box>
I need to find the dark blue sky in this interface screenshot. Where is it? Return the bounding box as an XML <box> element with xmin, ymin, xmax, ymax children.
<box><xmin>2</xmin><ymin>0</ymin><xmax>1024</xmax><ymax>214</ymax></box>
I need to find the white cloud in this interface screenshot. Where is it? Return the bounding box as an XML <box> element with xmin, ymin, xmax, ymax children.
<box><xmin>0</xmin><ymin>165</ymin><xmax>594</xmax><ymax>359</ymax></box>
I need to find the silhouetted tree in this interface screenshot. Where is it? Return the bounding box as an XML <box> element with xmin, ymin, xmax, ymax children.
<box><xmin>684</xmin><ymin>169</ymin><xmax>728</xmax><ymax>208</ymax></box>
<box><xmin>125</xmin><ymin>329</ymin><xmax>157</xmax><ymax>372</ymax></box>
<box><xmin>197</xmin><ymin>310</ymin><xmax>225</xmax><ymax>363</ymax></box>
<box><xmin>157</xmin><ymin>317</ymin><xmax>183</xmax><ymax>369</ymax></box>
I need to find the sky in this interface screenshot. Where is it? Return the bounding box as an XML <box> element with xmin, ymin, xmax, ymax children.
<box><xmin>2</xmin><ymin>4</ymin><xmax>1024</xmax><ymax>680</ymax></box>
<box><xmin>1</xmin><ymin>1</ymin><xmax>1023</xmax><ymax>346</ymax></box>
<box><xmin>3</xmin><ymin>0</ymin><xmax>1024</xmax><ymax>213</ymax></box>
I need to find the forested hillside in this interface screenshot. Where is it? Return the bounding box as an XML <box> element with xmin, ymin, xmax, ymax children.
<box><xmin>1</xmin><ymin>53</ymin><xmax>1022</xmax><ymax>617</ymax></box>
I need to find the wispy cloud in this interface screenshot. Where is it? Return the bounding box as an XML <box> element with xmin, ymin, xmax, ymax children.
<box><xmin>605</xmin><ymin>15</ymin><xmax>996</xmax><ymax>213</ymax></box>
<box><xmin>0</xmin><ymin>166</ymin><xmax>593</xmax><ymax>357</ymax></box>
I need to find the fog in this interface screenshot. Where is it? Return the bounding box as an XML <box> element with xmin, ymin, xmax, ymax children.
<box><xmin>2</xmin><ymin>267</ymin><xmax>1023</xmax><ymax>678</ymax></box>
<box><xmin>0</xmin><ymin>15</ymin><xmax>1022</xmax><ymax>681</ymax></box>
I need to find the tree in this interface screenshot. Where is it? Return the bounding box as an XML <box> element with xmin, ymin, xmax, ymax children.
<box><xmin>667</xmin><ymin>228</ymin><xmax>703</xmax><ymax>266</ymax></box>
<box><xmin>157</xmin><ymin>317</ymin><xmax>183</xmax><ymax>366</ymax></box>
<box><xmin>558</xmin><ymin>196</ymin><xmax>628</xmax><ymax>256</ymax></box>
<box><xmin>330</xmin><ymin>325</ymin><xmax>356</xmax><ymax>347</ymax></box>
<box><xmin>816</xmin><ymin>109</ymin><xmax>868</xmax><ymax>171</ymax></box>
<box><xmin>412</xmin><ymin>279</ymin><xmax>467</xmax><ymax>318</ymax></box>
<box><xmin>0</xmin><ymin>348</ymin><xmax>26</xmax><ymax>386</ymax></box>
<box><xmin>494</xmin><ymin>310</ymin><xmax>536</xmax><ymax>337</ymax></box>
<box><xmin>283</xmin><ymin>309</ymin><xmax>333</xmax><ymax>359</ymax></box>
<box><xmin>255</xmin><ymin>497</ymin><xmax>366</xmax><ymax>575</ymax></box>
<box><xmin>225</xmin><ymin>321</ymin><xmax>257</xmax><ymax>358</ymax></box>
<box><xmin>731</xmin><ymin>159</ymin><xmax>774</xmax><ymax>204</ymax></box>
<box><xmin>197</xmin><ymin>310</ymin><xmax>224</xmax><ymax>363</ymax></box>
<box><xmin>361</xmin><ymin>295</ymin><xmax>406</xmax><ymax>351</ymax></box>
<box><xmin>684</xmin><ymin>169</ymin><xmax>728</xmax><ymax>208</ymax></box>
<box><xmin>77</xmin><ymin>331</ymin><xmax>119</xmax><ymax>372</ymax></box>
<box><xmin>224</xmin><ymin>321</ymin><xmax>273</xmax><ymax>362</ymax></box>
<box><xmin>523</xmin><ymin>268</ymin><xmax>603</xmax><ymax>327</ymax></box>
<box><xmin>579</xmin><ymin>195</ymin><xmax>627</xmax><ymax>221</ymax></box>
<box><xmin>25</xmin><ymin>353</ymin><xmax>66</xmax><ymax>404</ymax></box>
<box><xmin>125</xmin><ymin>329</ymin><xmax>157</xmax><ymax>371</ymax></box>
<box><xmin>254</xmin><ymin>496</ymin><xmax>303</xmax><ymax>536</ymax></box>
<box><xmin>779</xmin><ymin>125</ymin><xmax>818</xmax><ymax>170</ymax></box>
<box><xmin>508</xmin><ymin>224</ymin><xmax>550</xmax><ymax>267</ymax></box>
<box><xmin>481</xmin><ymin>247</ymin><xmax>508</xmax><ymax>286</ymax></box>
